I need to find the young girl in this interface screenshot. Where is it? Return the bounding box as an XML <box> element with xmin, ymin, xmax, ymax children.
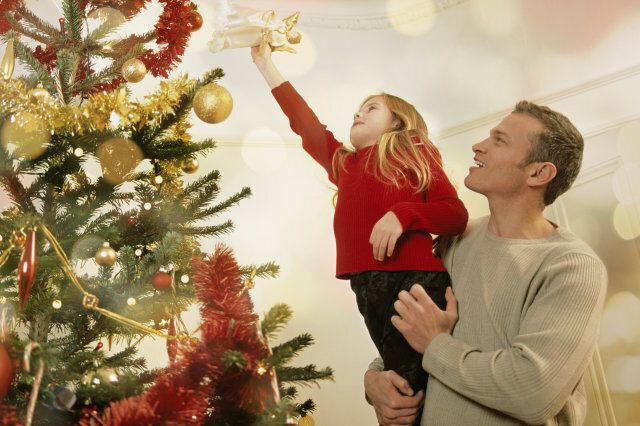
<box><xmin>252</xmin><ymin>46</ymin><xmax>468</xmax><ymax>407</ymax></box>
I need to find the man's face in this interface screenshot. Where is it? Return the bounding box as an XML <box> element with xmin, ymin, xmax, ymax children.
<box><xmin>464</xmin><ymin>112</ymin><xmax>544</xmax><ymax>199</ymax></box>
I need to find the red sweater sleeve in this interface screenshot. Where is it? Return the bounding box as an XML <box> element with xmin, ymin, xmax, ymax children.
<box><xmin>271</xmin><ymin>82</ymin><xmax>343</xmax><ymax>184</ymax></box>
<box><xmin>390</xmin><ymin>161</ymin><xmax>468</xmax><ymax>236</ymax></box>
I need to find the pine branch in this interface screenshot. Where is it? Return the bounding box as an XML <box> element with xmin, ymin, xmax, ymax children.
<box><xmin>2</xmin><ymin>14</ymin><xmax>53</xmax><ymax>45</ymax></box>
<box><xmin>261</xmin><ymin>303</ymin><xmax>292</xmax><ymax>341</ymax></box>
<box><xmin>182</xmin><ymin>170</ymin><xmax>220</xmax><ymax>199</ymax></box>
<box><xmin>268</xmin><ymin>334</ymin><xmax>314</xmax><ymax>367</ymax></box>
<box><xmin>239</xmin><ymin>262</ymin><xmax>280</xmax><ymax>279</ymax></box>
<box><xmin>3</xmin><ymin>33</ymin><xmax>54</xmax><ymax>87</ymax></box>
<box><xmin>144</xmin><ymin>138</ymin><xmax>216</xmax><ymax>160</ymax></box>
<box><xmin>62</xmin><ymin>0</ymin><xmax>84</xmax><ymax>44</ymax></box>
<box><xmin>176</xmin><ymin>221</ymin><xmax>234</xmax><ymax>237</ymax></box>
<box><xmin>192</xmin><ymin>187</ymin><xmax>251</xmax><ymax>221</ymax></box>
<box><xmin>16</xmin><ymin>4</ymin><xmax>60</xmax><ymax>38</ymax></box>
<box><xmin>277</xmin><ymin>365</ymin><xmax>334</xmax><ymax>387</ymax></box>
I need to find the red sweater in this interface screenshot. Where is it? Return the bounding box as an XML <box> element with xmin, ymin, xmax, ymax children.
<box><xmin>272</xmin><ymin>82</ymin><xmax>468</xmax><ymax>279</ymax></box>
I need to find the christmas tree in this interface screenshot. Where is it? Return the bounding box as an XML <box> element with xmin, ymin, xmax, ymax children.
<box><xmin>0</xmin><ymin>0</ymin><xmax>332</xmax><ymax>424</ymax></box>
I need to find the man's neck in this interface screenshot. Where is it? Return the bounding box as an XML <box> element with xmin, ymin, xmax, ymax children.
<box><xmin>487</xmin><ymin>196</ymin><xmax>555</xmax><ymax>240</ymax></box>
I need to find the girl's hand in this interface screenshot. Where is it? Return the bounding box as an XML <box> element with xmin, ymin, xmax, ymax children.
<box><xmin>251</xmin><ymin>45</ymin><xmax>285</xmax><ymax>89</ymax></box>
<box><xmin>251</xmin><ymin>44</ymin><xmax>272</xmax><ymax>68</ymax></box>
<box><xmin>370</xmin><ymin>211</ymin><xmax>403</xmax><ymax>261</ymax></box>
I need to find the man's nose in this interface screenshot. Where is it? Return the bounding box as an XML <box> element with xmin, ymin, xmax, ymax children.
<box><xmin>472</xmin><ymin>140</ymin><xmax>487</xmax><ymax>153</ymax></box>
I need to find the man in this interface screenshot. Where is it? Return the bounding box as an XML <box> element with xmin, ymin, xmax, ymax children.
<box><xmin>364</xmin><ymin>101</ymin><xmax>607</xmax><ymax>425</ymax></box>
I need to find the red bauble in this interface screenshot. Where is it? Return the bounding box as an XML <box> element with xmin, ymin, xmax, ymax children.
<box><xmin>0</xmin><ymin>345</ymin><xmax>14</xmax><ymax>400</ymax></box>
<box><xmin>127</xmin><ymin>216</ymin><xmax>136</xmax><ymax>226</ymax></box>
<box><xmin>152</xmin><ymin>271</ymin><xmax>172</xmax><ymax>290</ymax></box>
<box><xmin>188</xmin><ymin>11</ymin><xmax>202</xmax><ymax>32</ymax></box>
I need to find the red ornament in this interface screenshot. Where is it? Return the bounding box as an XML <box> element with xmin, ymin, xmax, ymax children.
<box><xmin>93</xmin><ymin>341</ymin><xmax>103</xmax><ymax>351</ymax></box>
<box><xmin>58</xmin><ymin>17</ymin><xmax>65</xmax><ymax>32</ymax></box>
<box><xmin>152</xmin><ymin>270</ymin><xmax>172</xmax><ymax>290</ymax></box>
<box><xmin>18</xmin><ymin>229</ymin><xmax>37</xmax><ymax>311</ymax></box>
<box><xmin>187</xmin><ymin>11</ymin><xmax>202</xmax><ymax>32</ymax></box>
<box><xmin>0</xmin><ymin>344</ymin><xmax>14</xmax><ymax>400</ymax></box>
<box><xmin>166</xmin><ymin>318</ymin><xmax>177</xmax><ymax>364</ymax></box>
<box><xmin>127</xmin><ymin>216</ymin><xmax>136</xmax><ymax>226</ymax></box>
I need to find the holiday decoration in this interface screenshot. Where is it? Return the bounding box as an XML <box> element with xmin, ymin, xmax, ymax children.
<box><xmin>0</xmin><ymin>344</ymin><xmax>13</xmax><ymax>400</ymax></box>
<box><xmin>188</xmin><ymin>10</ymin><xmax>203</xmax><ymax>31</ymax></box>
<box><xmin>17</xmin><ymin>229</ymin><xmax>37</xmax><ymax>310</ymax></box>
<box><xmin>299</xmin><ymin>414</ymin><xmax>316</xmax><ymax>426</ymax></box>
<box><xmin>193</xmin><ymin>83</ymin><xmax>233</xmax><ymax>124</ymax></box>
<box><xmin>208</xmin><ymin>9</ymin><xmax>302</xmax><ymax>54</ymax></box>
<box><xmin>181</xmin><ymin>157</ymin><xmax>199</xmax><ymax>174</ymax></box>
<box><xmin>121</xmin><ymin>58</ymin><xmax>147</xmax><ymax>83</ymax></box>
<box><xmin>95</xmin><ymin>242</ymin><xmax>117</xmax><ymax>267</ymax></box>
<box><xmin>1</xmin><ymin>1</ymin><xmax>330</xmax><ymax>423</ymax></box>
<box><xmin>152</xmin><ymin>268</ymin><xmax>172</xmax><ymax>290</ymax></box>
<box><xmin>1</xmin><ymin>38</ymin><xmax>15</xmax><ymax>79</ymax></box>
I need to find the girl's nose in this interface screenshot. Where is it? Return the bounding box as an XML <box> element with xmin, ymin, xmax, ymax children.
<box><xmin>354</xmin><ymin>111</ymin><xmax>362</xmax><ymax>120</ymax></box>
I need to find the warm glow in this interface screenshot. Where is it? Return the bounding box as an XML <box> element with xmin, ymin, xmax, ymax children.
<box><xmin>612</xmin><ymin>163</ymin><xmax>640</xmax><ymax>205</ymax></box>
<box><xmin>96</xmin><ymin>138</ymin><xmax>144</xmax><ymax>184</ymax></box>
<box><xmin>241</xmin><ymin>127</ymin><xmax>287</xmax><ymax>174</ymax></box>
<box><xmin>1</xmin><ymin>112</ymin><xmax>50</xmax><ymax>159</ymax></box>
<box><xmin>612</xmin><ymin>202</ymin><xmax>640</xmax><ymax>240</ymax></box>
<box><xmin>599</xmin><ymin>291</ymin><xmax>640</xmax><ymax>348</ymax></box>
<box><xmin>272</xmin><ymin>30</ymin><xmax>317</xmax><ymax>77</ymax></box>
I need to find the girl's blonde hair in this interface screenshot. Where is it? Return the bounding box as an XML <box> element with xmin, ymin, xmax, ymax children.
<box><xmin>332</xmin><ymin>93</ymin><xmax>442</xmax><ymax>193</ymax></box>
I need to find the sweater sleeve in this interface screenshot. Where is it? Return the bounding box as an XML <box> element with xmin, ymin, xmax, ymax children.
<box><xmin>271</xmin><ymin>81</ymin><xmax>343</xmax><ymax>184</ymax></box>
<box><xmin>422</xmin><ymin>253</ymin><xmax>607</xmax><ymax>424</ymax></box>
<box><xmin>389</xmin><ymin>161</ymin><xmax>468</xmax><ymax>236</ymax></box>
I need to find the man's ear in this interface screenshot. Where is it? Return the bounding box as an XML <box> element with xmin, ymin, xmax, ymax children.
<box><xmin>527</xmin><ymin>162</ymin><xmax>557</xmax><ymax>187</ymax></box>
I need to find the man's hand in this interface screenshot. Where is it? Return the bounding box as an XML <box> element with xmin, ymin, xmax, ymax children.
<box><xmin>364</xmin><ymin>370</ymin><xmax>424</xmax><ymax>425</ymax></box>
<box><xmin>370</xmin><ymin>211</ymin><xmax>403</xmax><ymax>261</ymax></box>
<box><xmin>392</xmin><ymin>286</ymin><xmax>458</xmax><ymax>353</ymax></box>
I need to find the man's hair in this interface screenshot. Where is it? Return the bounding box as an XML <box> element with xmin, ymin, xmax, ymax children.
<box><xmin>514</xmin><ymin>101</ymin><xmax>584</xmax><ymax>205</ymax></box>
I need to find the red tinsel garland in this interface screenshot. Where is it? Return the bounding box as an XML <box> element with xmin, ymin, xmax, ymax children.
<box><xmin>83</xmin><ymin>246</ymin><xmax>279</xmax><ymax>425</ymax></box>
<box><xmin>1</xmin><ymin>0</ymin><xmax>199</xmax><ymax>92</ymax></box>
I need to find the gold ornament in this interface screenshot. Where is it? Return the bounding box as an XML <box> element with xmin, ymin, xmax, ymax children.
<box><xmin>193</xmin><ymin>83</ymin><xmax>233</xmax><ymax>124</ymax></box>
<box><xmin>1</xmin><ymin>111</ymin><xmax>51</xmax><ymax>159</ymax></box>
<box><xmin>29</xmin><ymin>83</ymin><xmax>51</xmax><ymax>100</ymax></box>
<box><xmin>95</xmin><ymin>242</ymin><xmax>117</xmax><ymax>267</ymax></box>
<box><xmin>121</xmin><ymin>58</ymin><xmax>147</xmax><ymax>83</ymax></box>
<box><xmin>181</xmin><ymin>158</ymin><xmax>199</xmax><ymax>174</ymax></box>
<box><xmin>1</xmin><ymin>39</ymin><xmax>15</xmax><ymax>80</ymax></box>
<box><xmin>298</xmin><ymin>415</ymin><xmax>315</xmax><ymax>426</ymax></box>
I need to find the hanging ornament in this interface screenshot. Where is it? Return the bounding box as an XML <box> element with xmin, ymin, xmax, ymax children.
<box><xmin>121</xmin><ymin>58</ymin><xmax>147</xmax><ymax>83</ymax></box>
<box><xmin>193</xmin><ymin>83</ymin><xmax>233</xmax><ymax>124</ymax></box>
<box><xmin>95</xmin><ymin>242</ymin><xmax>117</xmax><ymax>267</ymax></box>
<box><xmin>52</xmin><ymin>300</ymin><xmax>62</xmax><ymax>309</ymax></box>
<box><xmin>10</xmin><ymin>230</ymin><xmax>27</xmax><ymax>247</ymax></box>
<box><xmin>188</xmin><ymin>11</ymin><xmax>203</xmax><ymax>32</ymax></box>
<box><xmin>167</xmin><ymin>318</ymin><xmax>177</xmax><ymax>364</ymax></box>
<box><xmin>28</xmin><ymin>83</ymin><xmax>50</xmax><ymax>100</ymax></box>
<box><xmin>1</xmin><ymin>38</ymin><xmax>15</xmax><ymax>80</ymax></box>
<box><xmin>18</xmin><ymin>229</ymin><xmax>37</xmax><ymax>311</ymax></box>
<box><xmin>298</xmin><ymin>415</ymin><xmax>315</xmax><ymax>426</ymax></box>
<box><xmin>58</xmin><ymin>17</ymin><xmax>65</xmax><ymax>33</ymax></box>
<box><xmin>93</xmin><ymin>341</ymin><xmax>104</xmax><ymax>351</ymax></box>
<box><xmin>52</xmin><ymin>387</ymin><xmax>77</xmax><ymax>411</ymax></box>
<box><xmin>0</xmin><ymin>343</ymin><xmax>14</xmax><ymax>400</ymax></box>
<box><xmin>151</xmin><ymin>268</ymin><xmax>172</xmax><ymax>290</ymax></box>
<box><xmin>23</xmin><ymin>342</ymin><xmax>44</xmax><ymax>426</ymax></box>
<box><xmin>181</xmin><ymin>158</ymin><xmax>199</xmax><ymax>174</ymax></box>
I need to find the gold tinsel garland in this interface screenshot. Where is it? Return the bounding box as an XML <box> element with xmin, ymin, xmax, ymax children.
<box><xmin>0</xmin><ymin>75</ymin><xmax>196</xmax><ymax>135</ymax></box>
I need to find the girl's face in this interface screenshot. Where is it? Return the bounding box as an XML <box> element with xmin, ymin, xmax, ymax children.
<box><xmin>350</xmin><ymin>96</ymin><xmax>398</xmax><ymax>149</ymax></box>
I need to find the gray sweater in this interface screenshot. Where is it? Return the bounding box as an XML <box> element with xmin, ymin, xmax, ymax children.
<box><xmin>371</xmin><ymin>217</ymin><xmax>607</xmax><ymax>425</ymax></box>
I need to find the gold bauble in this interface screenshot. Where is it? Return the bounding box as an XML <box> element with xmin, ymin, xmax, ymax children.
<box><xmin>29</xmin><ymin>83</ymin><xmax>51</xmax><ymax>100</ymax></box>
<box><xmin>298</xmin><ymin>415</ymin><xmax>315</xmax><ymax>426</ymax></box>
<box><xmin>95</xmin><ymin>242</ymin><xmax>117</xmax><ymax>267</ymax></box>
<box><xmin>1</xmin><ymin>38</ymin><xmax>15</xmax><ymax>80</ymax></box>
<box><xmin>1</xmin><ymin>112</ymin><xmax>51</xmax><ymax>159</ymax></box>
<box><xmin>121</xmin><ymin>58</ymin><xmax>147</xmax><ymax>83</ymax></box>
<box><xmin>193</xmin><ymin>83</ymin><xmax>233</xmax><ymax>124</ymax></box>
<box><xmin>181</xmin><ymin>158</ymin><xmax>199</xmax><ymax>174</ymax></box>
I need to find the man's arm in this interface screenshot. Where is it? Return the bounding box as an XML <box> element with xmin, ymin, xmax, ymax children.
<box><xmin>394</xmin><ymin>253</ymin><xmax>607</xmax><ymax>424</ymax></box>
<box><xmin>364</xmin><ymin>358</ymin><xmax>424</xmax><ymax>426</ymax></box>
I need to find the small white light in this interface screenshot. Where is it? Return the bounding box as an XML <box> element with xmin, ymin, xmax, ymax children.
<box><xmin>108</xmin><ymin>373</ymin><xmax>118</xmax><ymax>383</ymax></box>
<box><xmin>134</xmin><ymin>249</ymin><xmax>143</xmax><ymax>256</ymax></box>
<box><xmin>0</xmin><ymin>296</ymin><xmax>6</xmax><ymax>304</ymax></box>
<box><xmin>52</xmin><ymin>300</ymin><xmax>62</xmax><ymax>309</ymax></box>
<box><xmin>74</xmin><ymin>148</ymin><xmax>84</xmax><ymax>157</ymax></box>
<box><xmin>127</xmin><ymin>297</ymin><xmax>136</xmax><ymax>306</ymax></box>
<box><xmin>180</xmin><ymin>274</ymin><xmax>189</xmax><ymax>284</ymax></box>
<box><xmin>92</xmin><ymin>377</ymin><xmax>101</xmax><ymax>385</ymax></box>
<box><xmin>143</xmin><ymin>202</ymin><xmax>152</xmax><ymax>210</ymax></box>
<box><xmin>153</xmin><ymin>175</ymin><xmax>163</xmax><ymax>185</ymax></box>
